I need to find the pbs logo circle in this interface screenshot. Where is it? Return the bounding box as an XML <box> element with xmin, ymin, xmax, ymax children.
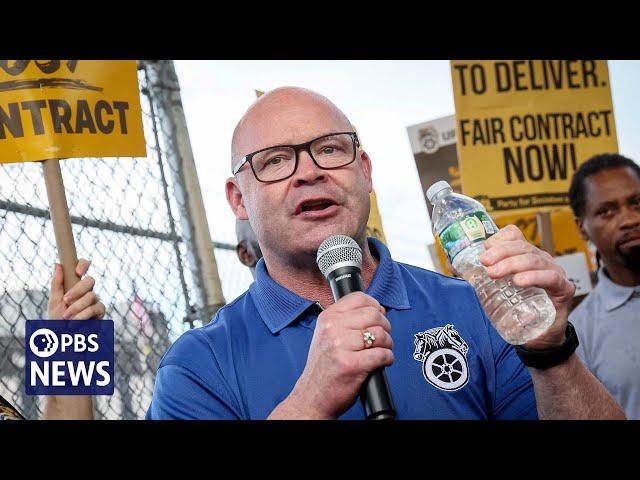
<box><xmin>29</xmin><ymin>328</ymin><xmax>59</xmax><ymax>358</ymax></box>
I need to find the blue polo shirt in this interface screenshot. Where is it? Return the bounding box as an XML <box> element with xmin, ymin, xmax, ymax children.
<box><xmin>146</xmin><ymin>238</ymin><xmax>537</xmax><ymax>420</ymax></box>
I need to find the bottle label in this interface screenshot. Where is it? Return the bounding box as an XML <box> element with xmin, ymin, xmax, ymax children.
<box><xmin>438</xmin><ymin>211</ymin><xmax>497</xmax><ymax>263</ymax></box>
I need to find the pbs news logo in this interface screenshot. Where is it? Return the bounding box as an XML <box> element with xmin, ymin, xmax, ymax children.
<box><xmin>26</xmin><ymin>320</ymin><xmax>114</xmax><ymax>395</ymax></box>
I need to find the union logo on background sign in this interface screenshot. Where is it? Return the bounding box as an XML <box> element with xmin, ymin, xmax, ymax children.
<box><xmin>413</xmin><ymin>324</ymin><xmax>470</xmax><ymax>391</ymax></box>
<box><xmin>25</xmin><ymin>320</ymin><xmax>114</xmax><ymax>395</ymax></box>
<box><xmin>0</xmin><ymin>60</ymin><xmax>145</xmax><ymax>164</ymax></box>
<box><xmin>419</xmin><ymin>126</ymin><xmax>440</xmax><ymax>154</ymax></box>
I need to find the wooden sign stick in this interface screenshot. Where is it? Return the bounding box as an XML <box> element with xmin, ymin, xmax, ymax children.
<box><xmin>42</xmin><ymin>159</ymin><xmax>81</xmax><ymax>292</ymax></box>
<box><xmin>536</xmin><ymin>211</ymin><xmax>556</xmax><ymax>257</ymax></box>
<box><xmin>42</xmin><ymin>158</ymin><xmax>95</xmax><ymax>419</ymax></box>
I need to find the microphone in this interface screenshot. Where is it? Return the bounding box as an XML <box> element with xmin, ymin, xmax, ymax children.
<box><xmin>316</xmin><ymin>235</ymin><xmax>396</xmax><ymax>420</ymax></box>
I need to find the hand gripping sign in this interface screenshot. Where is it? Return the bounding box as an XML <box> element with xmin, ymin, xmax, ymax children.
<box><xmin>0</xmin><ymin>60</ymin><xmax>145</xmax><ymax>293</ymax></box>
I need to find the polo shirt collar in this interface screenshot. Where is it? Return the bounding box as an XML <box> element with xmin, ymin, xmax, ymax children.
<box><xmin>250</xmin><ymin>237</ymin><xmax>411</xmax><ymax>334</ymax></box>
<box><xmin>597</xmin><ymin>267</ymin><xmax>638</xmax><ymax>312</ymax></box>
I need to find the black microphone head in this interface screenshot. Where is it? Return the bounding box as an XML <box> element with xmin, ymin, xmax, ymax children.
<box><xmin>316</xmin><ymin>235</ymin><xmax>363</xmax><ymax>280</ymax></box>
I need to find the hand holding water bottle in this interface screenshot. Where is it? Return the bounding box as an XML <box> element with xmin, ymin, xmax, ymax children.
<box><xmin>442</xmin><ymin>222</ymin><xmax>576</xmax><ymax>350</ymax></box>
<box><xmin>478</xmin><ymin>224</ymin><xmax>576</xmax><ymax>350</ymax></box>
<box><xmin>428</xmin><ymin>181</ymin><xmax>576</xmax><ymax>347</ymax></box>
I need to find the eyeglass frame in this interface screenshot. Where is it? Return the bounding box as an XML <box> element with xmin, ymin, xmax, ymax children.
<box><xmin>231</xmin><ymin>131</ymin><xmax>360</xmax><ymax>183</ymax></box>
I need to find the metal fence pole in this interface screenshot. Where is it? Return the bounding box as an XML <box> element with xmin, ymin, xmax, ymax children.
<box><xmin>143</xmin><ymin>60</ymin><xmax>225</xmax><ymax>324</ymax></box>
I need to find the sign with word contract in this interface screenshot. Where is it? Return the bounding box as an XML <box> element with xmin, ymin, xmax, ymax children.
<box><xmin>0</xmin><ymin>60</ymin><xmax>145</xmax><ymax>163</ymax></box>
<box><xmin>451</xmin><ymin>60</ymin><xmax>618</xmax><ymax>215</ymax></box>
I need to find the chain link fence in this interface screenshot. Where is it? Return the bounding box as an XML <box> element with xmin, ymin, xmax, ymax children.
<box><xmin>0</xmin><ymin>61</ymin><xmax>251</xmax><ymax>419</ymax></box>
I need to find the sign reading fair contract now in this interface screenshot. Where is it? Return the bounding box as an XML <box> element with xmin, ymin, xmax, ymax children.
<box><xmin>451</xmin><ymin>60</ymin><xmax>618</xmax><ymax>215</ymax></box>
<box><xmin>0</xmin><ymin>60</ymin><xmax>145</xmax><ymax>163</ymax></box>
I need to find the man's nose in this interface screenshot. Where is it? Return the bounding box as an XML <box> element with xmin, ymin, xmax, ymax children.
<box><xmin>293</xmin><ymin>150</ymin><xmax>326</xmax><ymax>186</ymax></box>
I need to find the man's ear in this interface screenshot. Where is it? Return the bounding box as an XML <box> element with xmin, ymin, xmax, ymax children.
<box><xmin>575</xmin><ymin>216</ymin><xmax>589</xmax><ymax>241</ymax></box>
<box><xmin>236</xmin><ymin>240</ymin><xmax>257</xmax><ymax>268</ymax></box>
<box><xmin>360</xmin><ymin>151</ymin><xmax>373</xmax><ymax>194</ymax></box>
<box><xmin>226</xmin><ymin>177</ymin><xmax>249</xmax><ymax>220</ymax></box>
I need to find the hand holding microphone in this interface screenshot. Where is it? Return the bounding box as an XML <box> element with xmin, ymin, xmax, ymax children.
<box><xmin>283</xmin><ymin>235</ymin><xmax>396</xmax><ymax>420</ymax></box>
<box><xmin>316</xmin><ymin>235</ymin><xmax>396</xmax><ymax>420</ymax></box>
<box><xmin>289</xmin><ymin>290</ymin><xmax>394</xmax><ymax>419</ymax></box>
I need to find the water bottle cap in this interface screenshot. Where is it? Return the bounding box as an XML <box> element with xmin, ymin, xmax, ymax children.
<box><xmin>426</xmin><ymin>180</ymin><xmax>452</xmax><ymax>203</ymax></box>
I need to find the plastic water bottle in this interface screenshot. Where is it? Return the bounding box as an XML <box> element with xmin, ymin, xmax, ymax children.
<box><xmin>426</xmin><ymin>181</ymin><xmax>555</xmax><ymax>345</ymax></box>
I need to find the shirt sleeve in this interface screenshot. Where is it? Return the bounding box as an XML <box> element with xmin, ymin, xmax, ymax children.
<box><xmin>146</xmin><ymin>329</ymin><xmax>243</xmax><ymax>420</ymax></box>
<box><xmin>478</xmin><ymin>301</ymin><xmax>538</xmax><ymax>420</ymax></box>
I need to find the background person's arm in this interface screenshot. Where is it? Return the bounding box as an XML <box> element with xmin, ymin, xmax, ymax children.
<box><xmin>44</xmin><ymin>260</ymin><xmax>105</xmax><ymax>420</ymax></box>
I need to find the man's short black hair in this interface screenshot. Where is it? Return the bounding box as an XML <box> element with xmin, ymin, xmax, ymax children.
<box><xmin>568</xmin><ymin>153</ymin><xmax>640</xmax><ymax>218</ymax></box>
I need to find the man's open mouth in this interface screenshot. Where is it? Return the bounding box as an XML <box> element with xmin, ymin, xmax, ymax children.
<box><xmin>295</xmin><ymin>199</ymin><xmax>337</xmax><ymax>215</ymax></box>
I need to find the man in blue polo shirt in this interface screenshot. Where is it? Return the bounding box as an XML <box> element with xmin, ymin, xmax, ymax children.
<box><xmin>146</xmin><ymin>87</ymin><xmax>624</xmax><ymax>420</ymax></box>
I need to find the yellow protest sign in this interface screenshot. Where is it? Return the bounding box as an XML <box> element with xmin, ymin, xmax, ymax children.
<box><xmin>493</xmin><ymin>209</ymin><xmax>594</xmax><ymax>270</ymax></box>
<box><xmin>366</xmin><ymin>189</ymin><xmax>387</xmax><ymax>244</ymax></box>
<box><xmin>0</xmin><ymin>60</ymin><xmax>145</xmax><ymax>163</ymax></box>
<box><xmin>451</xmin><ymin>60</ymin><xmax>618</xmax><ymax>215</ymax></box>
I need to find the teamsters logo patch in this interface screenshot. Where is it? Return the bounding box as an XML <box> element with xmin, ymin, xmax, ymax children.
<box><xmin>413</xmin><ymin>324</ymin><xmax>469</xmax><ymax>391</ymax></box>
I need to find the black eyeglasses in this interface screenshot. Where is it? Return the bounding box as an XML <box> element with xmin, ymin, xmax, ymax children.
<box><xmin>232</xmin><ymin>132</ymin><xmax>360</xmax><ymax>183</ymax></box>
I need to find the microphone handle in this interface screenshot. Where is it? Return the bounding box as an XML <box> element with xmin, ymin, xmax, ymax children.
<box><xmin>328</xmin><ymin>266</ymin><xmax>396</xmax><ymax>420</ymax></box>
<box><xmin>360</xmin><ymin>368</ymin><xmax>396</xmax><ymax>420</ymax></box>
